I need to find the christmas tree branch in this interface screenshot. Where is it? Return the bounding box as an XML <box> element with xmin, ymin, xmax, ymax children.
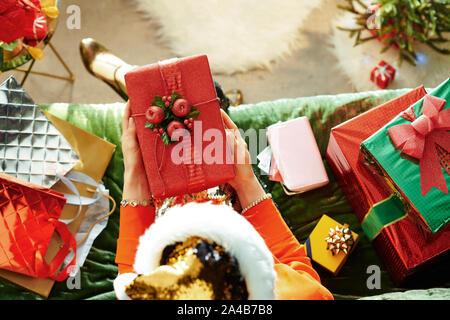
<box><xmin>337</xmin><ymin>0</ymin><xmax>450</xmax><ymax>66</ymax></box>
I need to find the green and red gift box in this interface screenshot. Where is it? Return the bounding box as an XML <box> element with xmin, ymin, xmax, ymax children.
<box><xmin>361</xmin><ymin>78</ymin><xmax>450</xmax><ymax>235</ymax></box>
<box><xmin>326</xmin><ymin>81</ymin><xmax>450</xmax><ymax>284</ymax></box>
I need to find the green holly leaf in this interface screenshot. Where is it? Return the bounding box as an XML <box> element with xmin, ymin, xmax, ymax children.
<box><xmin>188</xmin><ymin>106</ymin><xmax>200</xmax><ymax>120</ymax></box>
<box><xmin>171</xmin><ymin>91</ymin><xmax>182</xmax><ymax>101</ymax></box>
<box><xmin>151</xmin><ymin>95</ymin><xmax>167</xmax><ymax>108</ymax></box>
<box><xmin>161</xmin><ymin>132</ymin><xmax>170</xmax><ymax>146</ymax></box>
<box><xmin>153</xmin><ymin>100</ymin><xmax>166</xmax><ymax>109</ymax></box>
<box><xmin>164</xmin><ymin>111</ymin><xmax>172</xmax><ymax>121</ymax></box>
<box><xmin>145</xmin><ymin>121</ymin><xmax>156</xmax><ymax>129</ymax></box>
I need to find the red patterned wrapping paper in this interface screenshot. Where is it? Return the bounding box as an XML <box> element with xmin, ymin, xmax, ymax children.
<box><xmin>125</xmin><ymin>55</ymin><xmax>235</xmax><ymax>199</ymax></box>
<box><xmin>326</xmin><ymin>86</ymin><xmax>450</xmax><ymax>284</ymax></box>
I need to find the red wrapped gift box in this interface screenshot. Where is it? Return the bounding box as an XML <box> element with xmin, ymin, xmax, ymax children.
<box><xmin>326</xmin><ymin>86</ymin><xmax>450</xmax><ymax>284</ymax></box>
<box><xmin>370</xmin><ymin>60</ymin><xmax>396</xmax><ymax>89</ymax></box>
<box><xmin>125</xmin><ymin>55</ymin><xmax>235</xmax><ymax>199</ymax></box>
<box><xmin>0</xmin><ymin>172</ymin><xmax>76</xmax><ymax>281</ymax></box>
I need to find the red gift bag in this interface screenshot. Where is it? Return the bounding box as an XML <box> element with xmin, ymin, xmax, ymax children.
<box><xmin>0</xmin><ymin>173</ymin><xmax>76</xmax><ymax>281</ymax></box>
<box><xmin>125</xmin><ymin>55</ymin><xmax>235</xmax><ymax>199</ymax></box>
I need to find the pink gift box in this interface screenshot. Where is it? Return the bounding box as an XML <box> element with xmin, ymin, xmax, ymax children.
<box><xmin>267</xmin><ymin>117</ymin><xmax>329</xmax><ymax>194</ymax></box>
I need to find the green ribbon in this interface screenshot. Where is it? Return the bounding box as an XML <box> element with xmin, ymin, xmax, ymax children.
<box><xmin>361</xmin><ymin>194</ymin><xmax>407</xmax><ymax>240</ymax></box>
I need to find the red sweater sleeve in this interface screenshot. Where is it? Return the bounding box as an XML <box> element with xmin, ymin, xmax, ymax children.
<box><xmin>242</xmin><ymin>198</ymin><xmax>321</xmax><ymax>283</ymax></box>
<box><xmin>115</xmin><ymin>205</ymin><xmax>156</xmax><ymax>274</ymax></box>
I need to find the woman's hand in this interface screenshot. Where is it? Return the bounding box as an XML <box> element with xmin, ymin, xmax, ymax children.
<box><xmin>122</xmin><ymin>102</ymin><xmax>151</xmax><ymax>201</ymax></box>
<box><xmin>221</xmin><ymin>110</ymin><xmax>265</xmax><ymax>210</ymax></box>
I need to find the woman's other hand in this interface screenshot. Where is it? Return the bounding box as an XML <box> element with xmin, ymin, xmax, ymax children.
<box><xmin>122</xmin><ymin>102</ymin><xmax>151</xmax><ymax>201</ymax></box>
<box><xmin>221</xmin><ymin>110</ymin><xmax>265</xmax><ymax>209</ymax></box>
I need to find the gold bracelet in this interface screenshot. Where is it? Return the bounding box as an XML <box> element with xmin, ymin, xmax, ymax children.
<box><xmin>241</xmin><ymin>193</ymin><xmax>272</xmax><ymax>214</ymax></box>
<box><xmin>120</xmin><ymin>199</ymin><xmax>154</xmax><ymax>207</ymax></box>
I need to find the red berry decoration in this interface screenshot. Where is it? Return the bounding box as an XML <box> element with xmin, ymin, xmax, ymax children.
<box><xmin>172</xmin><ymin>99</ymin><xmax>191</xmax><ymax>117</ymax></box>
<box><xmin>146</xmin><ymin>106</ymin><xmax>165</xmax><ymax>125</ymax></box>
<box><xmin>145</xmin><ymin>91</ymin><xmax>200</xmax><ymax>145</ymax></box>
<box><xmin>167</xmin><ymin>120</ymin><xmax>186</xmax><ymax>138</ymax></box>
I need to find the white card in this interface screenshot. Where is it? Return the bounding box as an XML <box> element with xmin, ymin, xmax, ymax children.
<box><xmin>257</xmin><ymin>146</ymin><xmax>273</xmax><ymax>175</ymax></box>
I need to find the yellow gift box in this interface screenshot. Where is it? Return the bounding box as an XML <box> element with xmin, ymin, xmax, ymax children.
<box><xmin>305</xmin><ymin>215</ymin><xmax>359</xmax><ymax>275</ymax></box>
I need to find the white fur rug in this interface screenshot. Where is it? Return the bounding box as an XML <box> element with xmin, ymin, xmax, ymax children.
<box><xmin>330</xmin><ymin>12</ymin><xmax>450</xmax><ymax>92</ymax></box>
<box><xmin>132</xmin><ymin>0</ymin><xmax>324</xmax><ymax>74</ymax></box>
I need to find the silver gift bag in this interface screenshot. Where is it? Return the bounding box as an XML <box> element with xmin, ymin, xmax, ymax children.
<box><xmin>0</xmin><ymin>76</ymin><xmax>79</xmax><ymax>188</ymax></box>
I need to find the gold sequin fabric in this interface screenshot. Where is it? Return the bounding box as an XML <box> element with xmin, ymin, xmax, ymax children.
<box><xmin>153</xmin><ymin>184</ymin><xmax>238</xmax><ymax>218</ymax></box>
<box><xmin>125</xmin><ymin>236</ymin><xmax>248</xmax><ymax>300</ymax></box>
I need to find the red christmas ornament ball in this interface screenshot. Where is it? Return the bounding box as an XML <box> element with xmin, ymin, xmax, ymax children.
<box><xmin>167</xmin><ymin>120</ymin><xmax>186</xmax><ymax>138</ymax></box>
<box><xmin>172</xmin><ymin>99</ymin><xmax>191</xmax><ymax>117</ymax></box>
<box><xmin>146</xmin><ymin>106</ymin><xmax>165</xmax><ymax>125</ymax></box>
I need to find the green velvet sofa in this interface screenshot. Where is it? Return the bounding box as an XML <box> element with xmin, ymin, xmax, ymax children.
<box><xmin>0</xmin><ymin>88</ymin><xmax>448</xmax><ymax>300</ymax></box>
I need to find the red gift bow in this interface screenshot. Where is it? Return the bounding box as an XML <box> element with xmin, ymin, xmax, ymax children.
<box><xmin>388</xmin><ymin>95</ymin><xmax>450</xmax><ymax>196</ymax></box>
<box><xmin>374</xmin><ymin>63</ymin><xmax>393</xmax><ymax>82</ymax></box>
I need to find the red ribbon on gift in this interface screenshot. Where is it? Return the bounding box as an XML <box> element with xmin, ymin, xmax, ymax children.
<box><xmin>388</xmin><ymin>95</ymin><xmax>450</xmax><ymax>196</ymax></box>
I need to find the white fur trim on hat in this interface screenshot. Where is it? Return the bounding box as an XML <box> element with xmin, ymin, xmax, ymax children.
<box><xmin>114</xmin><ymin>273</ymin><xmax>137</xmax><ymax>300</ymax></box>
<box><xmin>115</xmin><ymin>201</ymin><xmax>276</xmax><ymax>300</ymax></box>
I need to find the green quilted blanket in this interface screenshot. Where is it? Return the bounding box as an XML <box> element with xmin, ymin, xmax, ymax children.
<box><xmin>0</xmin><ymin>89</ymin><xmax>448</xmax><ymax>300</ymax></box>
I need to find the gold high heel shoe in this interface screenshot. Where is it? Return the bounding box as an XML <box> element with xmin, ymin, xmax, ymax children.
<box><xmin>225</xmin><ymin>89</ymin><xmax>243</xmax><ymax>106</ymax></box>
<box><xmin>79</xmin><ymin>38</ymin><xmax>129</xmax><ymax>101</ymax></box>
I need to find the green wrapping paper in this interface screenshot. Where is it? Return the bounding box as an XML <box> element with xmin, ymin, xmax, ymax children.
<box><xmin>361</xmin><ymin>78</ymin><xmax>450</xmax><ymax>234</ymax></box>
